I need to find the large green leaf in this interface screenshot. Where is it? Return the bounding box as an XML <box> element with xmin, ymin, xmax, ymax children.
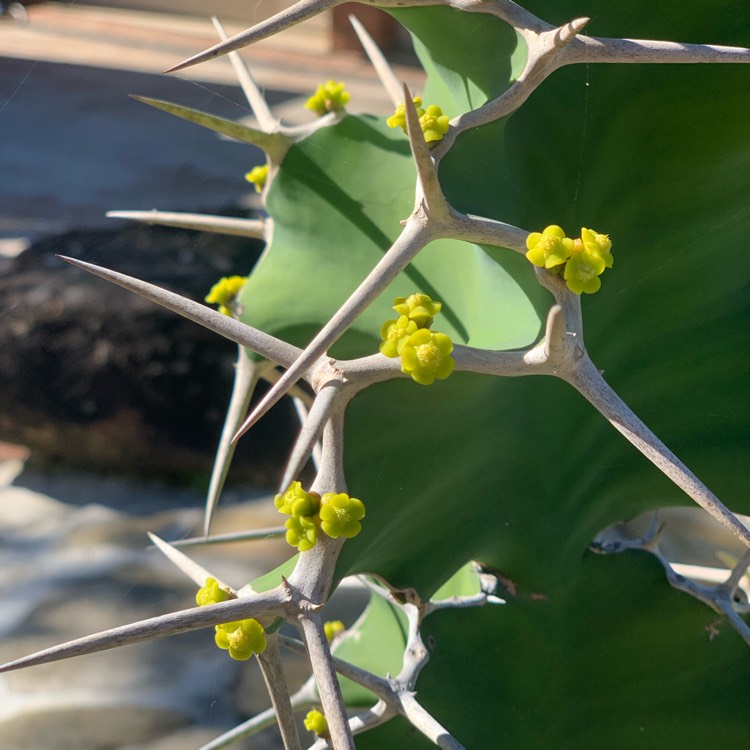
<box><xmin>388</xmin><ymin>7</ymin><xmax>527</xmax><ymax>113</ymax></box>
<box><xmin>233</xmin><ymin>0</ymin><xmax>748</xmax><ymax>744</ymax></box>
<box><xmin>323</xmin><ymin>1</ymin><xmax>748</xmax><ymax>591</ymax></box>
<box><xmin>240</xmin><ymin>114</ymin><xmax>544</xmax><ymax>357</ymax></box>
<box><xmin>357</xmin><ymin>552</ymin><xmax>750</xmax><ymax>748</ymax></box>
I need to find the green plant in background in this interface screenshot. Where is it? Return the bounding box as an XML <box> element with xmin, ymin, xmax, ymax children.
<box><xmin>3</xmin><ymin>1</ymin><xmax>749</xmax><ymax>748</ymax></box>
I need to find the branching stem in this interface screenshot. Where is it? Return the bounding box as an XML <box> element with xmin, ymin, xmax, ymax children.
<box><xmin>233</xmin><ymin>215</ymin><xmax>434</xmax><ymax>440</ymax></box>
<box><xmin>257</xmin><ymin>637</ymin><xmax>303</xmax><ymax>750</ymax></box>
<box><xmin>298</xmin><ymin>614</ymin><xmax>355</xmax><ymax>750</ymax></box>
<box><xmin>567</xmin><ymin>356</ymin><xmax>750</xmax><ymax>549</ymax></box>
<box><xmin>400</xmin><ymin>692</ymin><xmax>466</xmax><ymax>750</ymax></box>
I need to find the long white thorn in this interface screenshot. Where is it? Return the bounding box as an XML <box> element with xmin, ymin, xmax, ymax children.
<box><xmin>261</xmin><ymin>366</ymin><xmax>316</xmax><ymax>404</ymax></box>
<box><xmin>204</xmin><ymin>347</ymin><xmax>263</xmax><ymax>537</ymax></box>
<box><xmin>350</xmin><ymin>14</ymin><xmax>403</xmax><ymax>107</ymax></box>
<box><xmin>166</xmin><ymin>0</ymin><xmax>340</xmax><ymax>73</ymax></box>
<box><xmin>279</xmin><ymin>378</ymin><xmax>343</xmax><ymax>495</ymax></box>
<box><xmin>59</xmin><ymin>256</ymin><xmax>301</xmax><ymax>367</ymax></box>
<box><xmin>399</xmin><ymin>693</ymin><xmax>466</xmax><ymax>750</ymax></box>
<box><xmin>0</xmin><ymin>591</ymin><xmax>288</xmax><ymax>674</ymax></box>
<box><xmin>211</xmin><ymin>15</ymin><xmax>279</xmax><ymax>132</ymax></box>
<box><xmin>170</xmin><ymin>527</ymin><xmax>285</xmax><ymax>548</ymax></box>
<box><xmin>131</xmin><ymin>96</ymin><xmax>290</xmax><ymax>163</ymax></box>
<box><xmin>200</xmin><ymin>680</ymin><xmax>318</xmax><ymax>750</ymax></box>
<box><xmin>107</xmin><ymin>210</ymin><xmax>267</xmax><ymax>239</ymax></box>
<box><xmin>291</xmin><ymin>396</ymin><xmax>323</xmax><ymax>468</ymax></box>
<box><xmin>568</xmin><ymin>357</ymin><xmax>750</xmax><ymax>549</ymax></box>
<box><xmin>257</xmin><ymin>639</ymin><xmax>303</xmax><ymax>750</ymax></box>
<box><xmin>147</xmin><ymin>532</ymin><xmax>236</xmax><ymax>593</ymax></box>
<box><xmin>402</xmin><ymin>83</ymin><xmax>448</xmax><ymax>220</ymax></box>
<box><xmin>200</xmin><ymin>705</ymin><xmax>281</xmax><ymax>750</ymax></box>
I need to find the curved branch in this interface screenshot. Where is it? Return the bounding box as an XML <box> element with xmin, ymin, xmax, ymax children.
<box><xmin>445</xmin><ymin>209</ymin><xmax>528</xmax><ymax>253</ymax></box>
<box><xmin>434</xmin><ymin>17</ymin><xmax>588</xmax><ymax>155</ymax></box>
<box><xmin>567</xmin><ymin>356</ymin><xmax>750</xmax><ymax>549</ymax></box>
<box><xmin>562</xmin><ymin>36</ymin><xmax>750</xmax><ymax>65</ymax></box>
<box><xmin>298</xmin><ymin>614</ymin><xmax>355</xmax><ymax>750</ymax></box>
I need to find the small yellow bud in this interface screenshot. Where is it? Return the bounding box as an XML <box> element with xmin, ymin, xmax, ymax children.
<box><xmin>386</xmin><ymin>98</ymin><xmax>450</xmax><ymax>144</ymax></box>
<box><xmin>244</xmin><ymin>164</ymin><xmax>269</xmax><ymax>193</ymax></box>
<box><xmin>324</xmin><ymin>620</ymin><xmax>346</xmax><ymax>642</ymax></box>
<box><xmin>304</xmin><ymin>709</ymin><xmax>329</xmax><ymax>737</ymax></box>
<box><xmin>306</xmin><ymin>81</ymin><xmax>350</xmax><ymax>116</ymax></box>
<box><xmin>205</xmin><ymin>276</ymin><xmax>247</xmax><ymax>317</ymax></box>
<box><xmin>399</xmin><ymin>329</ymin><xmax>455</xmax><ymax>386</ymax></box>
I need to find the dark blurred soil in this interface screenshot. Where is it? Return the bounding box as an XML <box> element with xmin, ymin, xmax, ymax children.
<box><xmin>0</xmin><ymin>219</ymin><xmax>298</xmax><ymax>484</ymax></box>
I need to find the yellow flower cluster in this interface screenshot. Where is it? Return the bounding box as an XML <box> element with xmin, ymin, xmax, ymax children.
<box><xmin>386</xmin><ymin>97</ymin><xmax>450</xmax><ymax>144</ymax></box>
<box><xmin>195</xmin><ymin>577</ymin><xmax>232</xmax><ymax>607</ymax></box>
<box><xmin>195</xmin><ymin>578</ymin><xmax>266</xmax><ymax>661</ymax></box>
<box><xmin>380</xmin><ymin>293</ymin><xmax>455</xmax><ymax>385</ymax></box>
<box><xmin>304</xmin><ymin>709</ymin><xmax>329</xmax><ymax>737</ymax></box>
<box><xmin>525</xmin><ymin>225</ymin><xmax>613</xmax><ymax>294</ymax></box>
<box><xmin>324</xmin><ymin>620</ymin><xmax>345</xmax><ymax>642</ymax></box>
<box><xmin>275</xmin><ymin>480</ymin><xmax>321</xmax><ymax>551</ymax></box>
<box><xmin>275</xmin><ymin>481</ymin><xmax>365</xmax><ymax>551</ymax></box>
<box><xmin>306</xmin><ymin>80</ymin><xmax>350</xmax><ymax>116</ymax></box>
<box><xmin>244</xmin><ymin>163</ymin><xmax>269</xmax><ymax>193</ymax></box>
<box><xmin>204</xmin><ymin>275</ymin><xmax>248</xmax><ymax>316</ymax></box>
<box><xmin>214</xmin><ymin>619</ymin><xmax>267</xmax><ymax>661</ymax></box>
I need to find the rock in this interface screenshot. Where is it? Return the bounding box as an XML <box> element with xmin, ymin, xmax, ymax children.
<box><xmin>0</xmin><ymin>220</ymin><xmax>297</xmax><ymax>483</ymax></box>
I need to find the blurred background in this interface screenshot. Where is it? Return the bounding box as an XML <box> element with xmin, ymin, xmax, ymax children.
<box><xmin>0</xmin><ymin>3</ymin><xmax>417</xmax><ymax>748</ymax></box>
<box><xmin>0</xmin><ymin>0</ymin><xmax>418</xmax><ymax>482</ymax></box>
